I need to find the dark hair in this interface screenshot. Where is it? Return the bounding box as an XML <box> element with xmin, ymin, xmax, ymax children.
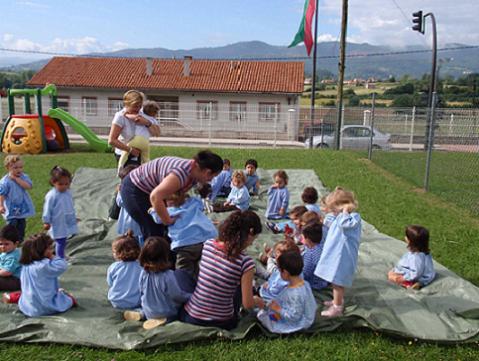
<box><xmin>20</xmin><ymin>233</ymin><xmax>54</xmax><ymax>265</ymax></box>
<box><xmin>245</xmin><ymin>159</ymin><xmax>258</xmax><ymax>169</ymax></box>
<box><xmin>0</xmin><ymin>224</ymin><xmax>20</xmax><ymax>244</ymax></box>
<box><xmin>289</xmin><ymin>205</ymin><xmax>308</xmax><ymax>218</ymax></box>
<box><xmin>118</xmin><ymin>164</ymin><xmax>138</xmax><ymax>180</ymax></box>
<box><xmin>273</xmin><ymin>170</ymin><xmax>288</xmax><ymax>185</ymax></box>
<box><xmin>405</xmin><ymin>225</ymin><xmax>430</xmax><ymax>254</ymax></box>
<box><xmin>112</xmin><ymin>231</ymin><xmax>141</xmax><ymax>261</ymax></box>
<box><xmin>302</xmin><ymin>187</ymin><xmax>319</xmax><ymax>204</ymax></box>
<box><xmin>50</xmin><ymin>165</ymin><xmax>72</xmax><ymax>185</ymax></box>
<box><xmin>302</xmin><ymin>223</ymin><xmax>323</xmax><ymax>244</ymax></box>
<box><xmin>139</xmin><ymin>236</ymin><xmax>171</xmax><ymax>272</ymax></box>
<box><xmin>223</xmin><ymin>159</ymin><xmax>231</xmax><ymax>166</ymax></box>
<box><xmin>196</xmin><ymin>183</ymin><xmax>212</xmax><ymax>199</ymax></box>
<box><xmin>219</xmin><ymin>210</ymin><xmax>262</xmax><ymax>259</ymax></box>
<box><xmin>277</xmin><ymin>251</ymin><xmax>303</xmax><ymax>276</ymax></box>
<box><xmin>194</xmin><ymin>150</ymin><xmax>223</xmax><ymax>174</ymax></box>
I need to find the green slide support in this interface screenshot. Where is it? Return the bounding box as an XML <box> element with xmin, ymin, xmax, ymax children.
<box><xmin>47</xmin><ymin>108</ymin><xmax>111</xmax><ymax>153</ymax></box>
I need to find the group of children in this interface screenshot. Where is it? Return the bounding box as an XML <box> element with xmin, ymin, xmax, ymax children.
<box><xmin>0</xmin><ymin>154</ymin><xmax>437</xmax><ymax>334</ymax></box>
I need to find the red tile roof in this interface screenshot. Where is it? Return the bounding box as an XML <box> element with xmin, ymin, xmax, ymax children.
<box><xmin>28</xmin><ymin>57</ymin><xmax>304</xmax><ymax>94</ymax></box>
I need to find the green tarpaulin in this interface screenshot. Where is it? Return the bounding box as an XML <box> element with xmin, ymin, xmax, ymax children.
<box><xmin>1</xmin><ymin>167</ymin><xmax>478</xmax><ymax>349</ymax></box>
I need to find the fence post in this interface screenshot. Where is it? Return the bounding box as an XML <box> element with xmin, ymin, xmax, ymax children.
<box><xmin>404</xmin><ymin>114</ymin><xmax>408</xmax><ymax>134</ymax></box>
<box><xmin>409</xmin><ymin>106</ymin><xmax>416</xmax><ymax>151</ymax></box>
<box><xmin>368</xmin><ymin>93</ymin><xmax>376</xmax><ymax>160</ymax></box>
<box><xmin>0</xmin><ymin>94</ymin><xmax>3</xmax><ymax>121</ymax></box>
<box><xmin>449</xmin><ymin>113</ymin><xmax>454</xmax><ymax>136</ymax></box>
<box><xmin>424</xmin><ymin>92</ymin><xmax>437</xmax><ymax>191</ymax></box>
<box><xmin>208</xmin><ymin>101</ymin><xmax>212</xmax><ymax>147</ymax></box>
<box><xmin>273</xmin><ymin>104</ymin><xmax>278</xmax><ymax>148</ymax></box>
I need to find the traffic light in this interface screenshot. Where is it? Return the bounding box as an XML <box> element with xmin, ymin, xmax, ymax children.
<box><xmin>412</xmin><ymin>11</ymin><xmax>424</xmax><ymax>33</ymax></box>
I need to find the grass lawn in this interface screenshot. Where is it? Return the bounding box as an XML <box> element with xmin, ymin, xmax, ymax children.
<box><xmin>1</xmin><ymin>145</ymin><xmax>478</xmax><ymax>360</ymax></box>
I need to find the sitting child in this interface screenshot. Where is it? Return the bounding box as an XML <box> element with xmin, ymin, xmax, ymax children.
<box><xmin>107</xmin><ymin>231</ymin><xmax>142</xmax><ymax>309</ymax></box>
<box><xmin>302</xmin><ymin>222</ymin><xmax>328</xmax><ymax>291</ymax></box>
<box><xmin>388</xmin><ymin>225</ymin><xmax>436</xmax><ymax>289</ymax></box>
<box><xmin>243</xmin><ymin>159</ymin><xmax>260</xmax><ymax>195</ymax></box>
<box><xmin>265</xmin><ymin>205</ymin><xmax>308</xmax><ymax>237</ymax></box>
<box><xmin>302</xmin><ymin>187</ymin><xmax>321</xmax><ymax>215</ymax></box>
<box><xmin>124</xmin><ymin>237</ymin><xmax>193</xmax><ymax>330</ymax></box>
<box><xmin>265</xmin><ymin>170</ymin><xmax>290</xmax><ymax>220</ymax></box>
<box><xmin>149</xmin><ymin>191</ymin><xmax>218</xmax><ymax>277</ymax></box>
<box><xmin>210</xmin><ymin>159</ymin><xmax>233</xmax><ymax>202</ymax></box>
<box><xmin>18</xmin><ymin>233</ymin><xmax>76</xmax><ymax>316</ymax></box>
<box><xmin>256</xmin><ymin>251</ymin><xmax>317</xmax><ymax>334</ymax></box>
<box><xmin>213</xmin><ymin>170</ymin><xmax>250</xmax><ymax>212</ymax></box>
<box><xmin>0</xmin><ymin>225</ymin><xmax>22</xmax><ymax>293</ymax></box>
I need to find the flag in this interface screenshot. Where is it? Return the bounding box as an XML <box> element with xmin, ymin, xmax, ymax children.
<box><xmin>288</xmin><ymin>0</ymin><xmax>317</xmax><ymax>56</ymax></box>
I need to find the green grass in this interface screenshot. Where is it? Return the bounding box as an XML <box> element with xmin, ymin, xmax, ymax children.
<box><xmin>1</xmin><ymin>144</ymin><xmax>479</xmax><ymax>360</ymax></box>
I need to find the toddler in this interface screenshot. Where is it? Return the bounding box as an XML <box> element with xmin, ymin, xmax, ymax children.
<box><xmin>314</xmin><ymin>187</ymin><xmax>362</xmax><ymax>318</ymax></box>
<box><xmin>18</xmin><ymin>233</ymin><xmax>76</xmax><ymax>317</ymax></box>
<box><xmin>302</xmin><ymin>187</ymin><xmax>321</xmax><ymax>215</ymax></box>
<box><xmin>213</xmin><ymin>170</ymin><xmax>250</xmax><ymax>212</ymax></box>
<box><xmin>388</xmin><ymin>225</ymin><xmax>436</xmax><ymax>289</ymax></box>
<box><xmin>265</xmin><ymin>170</ymin><xmax>290</xmax><ymax>220</ymax></box>
<box><xmin>0</xmin><ymin>155</ymin><xmax>35</xmax><ymax>240</ymax></box>
<box><xmin>107</xmin><ymin>231</ymin><xmax>142</xmax><ymax>309</ymax></box>
<box><xmin>210</xmin><ymin>159</ymin><xmax>233</xmax><ymax>202</ymax></box>
<box><xmin>265</xmin><ymin>205</ymin><xmax>308</xmax><ymax>237</ymax></box>
<box><xmin>256</xmin><ymin>251</ymin><xmax>317</xmax><ymax>334</ymax></box>
<box><xmin>302</xmin><ymin>222</ymin><xmax>328</xmax><ymax>291</ymax></box>
<box><xmin>243</xmin><ymin>159</ymin><xmax>260</xmax><ymax>195</ymax></box>
<box><xmin>0</xmin><ymin>225</ymin><xmax>22</xmax><ymax>292</ymax></box>
<box><xmin>124</xmin><ymin>237</ymin><xmax>193</xmax><ymax>330</ymax></box>
<box><xmin>42</xmin><ymin>166</ymin><xmax>78</xmax><ymax>258</ymax></box>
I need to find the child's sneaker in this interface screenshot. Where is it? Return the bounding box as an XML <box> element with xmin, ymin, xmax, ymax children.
<box><xmin>143</xmin><ymin>318</ymin><xmax>167</xmax><ymax>330</ymax></box>
<box><xmin>321</xmin><ymin>304</ymin><xmax>344</xmax><ymax>318</ymax></box>
<box><xmin>124</xmin><ymin>310</ymin><xmax>142</xmax><ymax>321</ymax></box>
<box><xmin>265</xmin><ymin>222</ymin><xmax>279</xmax><ymax>234</ymax></box>
<box><xmin>323</xmin><ymin>300</ymin><xmax>334</xmax><ymax>307</ymax></box>
<box><xmin>2</xmin><ymin>291</ymin><xmax>21</xmax><ymax>304</ymax></box>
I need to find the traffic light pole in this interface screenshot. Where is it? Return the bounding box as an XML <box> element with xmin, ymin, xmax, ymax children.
<box><xmin>424</xmin><ymin>12</ymin><xmax>437</xmax><ymax>151</ymax></box>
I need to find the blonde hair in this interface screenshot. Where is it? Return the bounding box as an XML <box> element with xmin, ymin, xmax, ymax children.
<box><xmin>232</xmin><ymin>170</ymin><xmax>246</xmax><ymax>185</ymax></box>
<box><xmin>325</xmin><ymin>186</ymin><xmax>358</xmax><ymax>212</ymax></box>
<box><xmin>142</xmin><ymin>100</ymin><xmax>160</xmax><ymax>117</ymax></box>
<box><xmin>123</xmin><ymin>90</ymin><xmax>144</xmax><ymax>108</ymax></box>
<box><xmin>301</xmin><ymin>211</ymin><xmax>320</xmax><ymax>226</ymax></box>
<box><xmin>4</xmin><ymin>154</ymin><xmax>22</xmax><ymax>168</ymax></box>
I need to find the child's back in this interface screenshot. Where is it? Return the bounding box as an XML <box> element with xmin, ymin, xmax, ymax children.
<box><xmin>210</xmin><ymin>168</ymin><xmax>232</xmax><ymax>201</ymax></box>
<box><xmin>394</xmin><ymin>251</ymin><xmax>435</xmax><ymax>286</ymax></box>
<box><xmin>116</xmin><ymin>192</ymin><xmax>142</xmax><ymax>243</ymax></box>
<box><xmin>107</xmin><ymin>260</ymin><xmax>142</xmax><ymax>309</ymax></box>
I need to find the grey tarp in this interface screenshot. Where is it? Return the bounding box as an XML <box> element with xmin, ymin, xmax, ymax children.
<box><xmin>0</xmin><ymin>167</ymin><xmax>478</xmax><ymax>349</ymax></box>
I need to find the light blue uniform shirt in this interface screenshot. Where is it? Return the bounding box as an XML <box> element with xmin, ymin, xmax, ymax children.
<box><xmin>19</xmin><ymin>257</ymin><xmax>73</xmax><ymax>317</ymax></box>
<box><xmin>257</xmin><ymin>281</ymin><xmax>317</xmax><ymax>334</ymax></box>
<box><xmin>140</xmin><ymin>269</ymin><xmax>192</xmax><ymax>320</ymax></box>
<box><xmin>265</xmin><ymin>186</ymin><xmax>289</xmax><ymax>219</ymax></box>
<box><xmin>314</xmin><ymin>212</ymin><xmax>362</xmax><ymax>287</ymax></box>
<box><xmin>107</xmin><ymin>260</ymin><xmax>142</xmax><ymax>309</ymax></box>
<box><xmin>42</xmin><ymin>188</ymin><xmax>77</xmax><ymax>239</ymax></box>
<box><xmin>0</xmin><ymin>248</ymin><xmax>21</xmax><ymax>278</ymax></box>
<box><xmin>393</xmin><ymin>251</ymin><xmax>436</xmax><ymax>286</ymax></box>
<box><xmin>0</xmin><ymin>173</ymin><xmax>35</xmax><ymax>220</ymax></box>
<box><xmin>260</xmin><ymin>268</ymin><xmax>289</xmax><ymax>301</ymax></box>
<box><xmin>305</xmin><ymin>203</ymin><xmax>321</xmax><ymax>214</ymax></box>
<box><xmin>210</xmin><ymin>169</ymin><xmax>232</xmax><ymax>201</ymax></box>
<box><xmin>226</xmin><ymin>185</ymin><xmax>250</xmax><ymax>211</ymax></box>
<box><xmin>116</xmin><ymin>193</ymin><xmax>142</xmax><ymax>239</ymax></box>
<box><xmin>149</xmin><ymin>197</ymin><xmax>218</xmax><ymax>250</ymax></box>
<box><xmin>244</xmin><ymin>172</ymin><xmax>259</xmax><ymax>194</ymax></box>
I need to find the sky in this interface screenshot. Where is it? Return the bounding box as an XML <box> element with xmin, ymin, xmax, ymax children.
<box><xmin>0</xmin><ymin>0</ymin><xmax>478</xmax><ymax>60</ymax></box>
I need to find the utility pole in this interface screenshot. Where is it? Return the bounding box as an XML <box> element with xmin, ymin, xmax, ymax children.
<box><xmin>334</xmin><ymin>0</ymin><xmax>348</xmax><ymax>150</ymax></box>
<box><xmin>309</xmin><ymin>0</ymin><xmax>320</xmax><ymax>149</ymax></box>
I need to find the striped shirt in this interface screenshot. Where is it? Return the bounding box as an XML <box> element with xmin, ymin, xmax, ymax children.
<box><xmin>129</xmin><ymin>156</ymin><xmax>194</xmax><ymax>194</ymax></box>
<box><xmin>184</xmin><ymin>239</ymin><xmax>255</xmax><ymax>321</ymax></box>
<box><xmin>303</xmin><ymin>243</ymin><xmax>328</xmax><ymax>291</ymax></box>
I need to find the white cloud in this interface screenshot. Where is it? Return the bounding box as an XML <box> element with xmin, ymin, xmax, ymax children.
<box><xmin>317</xmin><ymin>34</ymin><xmax>338</xmax><ymax>42</ymax></box>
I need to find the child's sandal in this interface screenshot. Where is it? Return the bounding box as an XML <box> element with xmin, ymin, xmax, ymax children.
<box><xmin>143</xmin><ymin>318</ymin><xmax>167</xmax><ymax>330</ymax></box>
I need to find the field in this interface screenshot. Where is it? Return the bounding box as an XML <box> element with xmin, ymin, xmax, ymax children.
<box><xmin>1</xmin><ymin>145</ymin><xmax>479</xmax><ymax>360</ymax></box>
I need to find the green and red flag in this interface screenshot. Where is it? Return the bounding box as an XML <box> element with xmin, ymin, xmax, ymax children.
<box><xmin>288</xmin><ymin>0</ymin><xmax>317</xmax><ymax>56</ymax></box>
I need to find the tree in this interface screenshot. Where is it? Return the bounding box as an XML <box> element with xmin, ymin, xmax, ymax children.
<box><xmin>391</xmin><ymin>94</ymin><xmax>415</xmax><ymax>107</ymax></box>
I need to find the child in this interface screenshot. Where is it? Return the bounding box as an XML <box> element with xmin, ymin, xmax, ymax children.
<box><xmin>116</xmin><ymin>165</ymin><xmax>143</xmax><ymax>246</ymax></box>
<box><xmin>265</xmin><ymin>205</ymin><xmax>308</xmax><ymax>236</ymax></box>
<box><xmin>42</xmin><ymin>166</ymin><xmax>78</xmax><ymax>259</ymax></box>
<box><xmin>210</xmin><ymin>159</ymin><xmax>233</xmax><ymax>201</ymax></box>
<box><xmin>388</xmin><ymin>225</ymin><xmax>436</xmax><ymax>289</ymax></box>
<box><xmin>124</xmin><ymin>237</ymin><xmax>193</xmax><ymax>330</ymax></box>
<box><xmin>302</xmin><ymin>187</ymin><xmax>321</xmax><ymax>215</ymax></box>
<box><xmin>107</xmin><ymin>231</ymin><xmax>142</xmax><ymax>309</ymax></box>
<box><xmin>0</xmin><ymin>155</ymin><xmax>35</xmax><ymax>241</ymax></box>
<box><xmin>18</xmin><ymin>233</ymin><xmax>75</xmax><ymax>317</ymax></box>
<box><xmin>213</xmin><ymin>170</ymin><xmax>250</xmax><ymax>212</ymax></box>
<box><xmin>265</xmin><ymin>170</ymin><xmax>290</xmax><ymax>220</ymax></box>
<box><xmin>149</xmin><ymin>191</ymin><xmax>218</xmax><ymax>277</ymax></box>
<box><xmin>302</xmin><ymin>222</ymin><xmax>328</xmax><ymax>291</ymax></box>
<box><xmin>314</xmin><ymin>187</ymin><xmax>361</xmax><ymax>318</ymax></box>
<box><xmin>256</xmin><ymin>251</ymin><xmax>317</xmax><ymax>334</ymax></box>
<box><xmin>244</xmin><ymin>159</ymin><xmax>260</xmax><ymax>195</ymax></box>
<box><xmin>0</xmin><ymin>225</ymin><xmax>22</xmax><ymax>292</ymax></box>
<box><xmin>117</xmin><ymin>99</ymin><xmax>160</xmax><ymax>172</ymax></box>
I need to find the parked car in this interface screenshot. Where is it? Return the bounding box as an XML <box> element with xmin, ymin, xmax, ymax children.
<box><xmin>304</xmin><ymin>125</ymin><xmax>391</xmax><ymax>150</ymax></box>
<box><xmin>301</xmin><ymin>123</ymin><xmax>335</xmax><ymax>141</ymax></box>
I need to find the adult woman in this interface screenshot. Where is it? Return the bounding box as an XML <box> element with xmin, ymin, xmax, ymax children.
<box><xmin>120</xmin><ymin>150</ymin><xmax>223</xmax><ymax>238</ymax></box>
<box><xmin>180</xmin><ymin>210</ymin><xmax>263</xmax><ymax>330</ymax></box>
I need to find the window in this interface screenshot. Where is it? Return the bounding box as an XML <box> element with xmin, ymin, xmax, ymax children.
<box><xmin>197</xmin><ymin>101</ymin><xmax>218</xmax><ymax>120</ymax></box>
<box><xmin>229</xmin><ymin>102</ymin><xmax>247</xmax><ymax>122</ymax></box>
<box><xmin>259</xmin><ymin>102</ymin><xmax>280</xmax><ymax>122</ymax></box>
<box><xmin>57</xmin><ymin>96</ymin><xmax>70</xmax><ymax>112</ymax></box>
<box><xmin>82</xmin><ymin>97</ymin><xmax>97</xmax><ymax>116</ymax></box>
<box><xmin>108</xmin><ymin>98</ymin><xmax>123</xmax><ymax>116</ymax></box>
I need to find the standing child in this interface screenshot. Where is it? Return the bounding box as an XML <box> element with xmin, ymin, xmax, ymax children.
<box><xmin>0</xmin><ymin>155</ymin><xmax>35</xmax><ymax>241</ymax></box>
<box><xmin>302</xmin><ymin>222</ymin><xmax>328</xmax><ymax>291</ymax></box>
<box><xmin>302</xmin><ymin>187</ymin><xmax>321</xmax><ymax>215</ymax></box>
<box><xmin>314</xmin><ymin>187</ymin><xmax>361</xmax><ymax>318</ymax></box>
<box><xmin>214</xmin><ymin>170</ymin><xmax>250</xmax><ymax>212</ymax></box>
<box><xmin>107</xmin><ymin>231</ymin><xmax>142</xmax><ymax>309</ymax></box>
<box><xmin>0</xmin><ymin>225</ymin><xmax>22</xmax><ymax>292</ymax></box>
<box><xmin>210</xmin><ymin>159</ymin><xmax>233</xmax><ymax>201</ymax></box>
<box><xmin>256</xmin><ymin>251</ymin><xmax>317</xmax><ymax>334</ymax></box>
<box><xmin>42</xmin><ymin>166</ymin><xmax>78</xmax><ymax>259</ymax></box>
<box><xmin>265</xmin><ymin>170</ymin><xmax>290</xmax><ymax>220</ymax></box>
<box><xmin>18</xmin><ymin>233</ymin><xmax>75</xmax><ymax>317</ymax></box>
<box><xmin>388</xmin><ymin>225</ymin><xmax>436</xmax><ymax>289</ymax></box>
<box><xmin>244</xmin><ymin>159</ymin><xmax>260</xmax><ymax>195</ymax></box>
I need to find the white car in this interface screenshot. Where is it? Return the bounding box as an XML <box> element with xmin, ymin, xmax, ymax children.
<box><xmin>304</xmin><ymin>125</ymin><xmax>392</xmax><ymax>150</ymax></box>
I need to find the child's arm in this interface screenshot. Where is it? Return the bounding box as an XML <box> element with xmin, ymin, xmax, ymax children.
<box><xmin>270</xmin><ymin>294</ymin><xmax>303</xmax><ymax>323</ymax></box>
<box><xmin>401</xmin><ymin>254</ymin><xmax>426</xmax><ymax>282</ymax></box>
<box><xmin>43</xmin><ymin>257</ymin><xmax>69</xmax><ymax>277</ymax></box>
<box><xmin>136</xmin><ymin>114</ymin><xmax>161</xmax><ymax>137</ymax></box>
<box><xmin>0</xmin><ymin>267</ymin><xmax>13</xmax><ymax>277</ymax></box>
<box><xmin>336</xmin><ymin>208</ymin><xmax>361</xmax><ymax>229</ymax></box>
<box><xmin>279</xmin><ymin>189</ymin><xmax>289</xmax><ymax>216</ymax></box>
<box><xmin>42</xmin><ymin>192</ymin><xmax>54</xmax><ymax>230</ymax></box>
<box><xmin>12</xmin><ymin>174</ymin><xmax>32</xmax><ymax>190</ymax></box>
<box><xmin>167</xmin><ymin>273</ymin><xmax>192</xmax><ymax>303</ymax></box>
<box><xmin>0</xmin><ymin>195</ymin><xmax>5</xmax><ymax>214</ymax></box>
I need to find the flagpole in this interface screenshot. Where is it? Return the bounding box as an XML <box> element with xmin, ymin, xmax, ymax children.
<box><xmin>309</xmin><ymin>0</ymin><xmax>319</xmax><ymax>149</ymax></box>
<box><xmin>334</xmin><ymin>0</ymin><xmax>348</xmax><ymax>150</ymax></box>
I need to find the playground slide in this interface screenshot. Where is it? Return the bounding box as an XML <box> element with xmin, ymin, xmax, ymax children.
<box><xmin>47</xmin><ymin>108</ymin><xmax>110</xmax><ymax>152</ymax></box>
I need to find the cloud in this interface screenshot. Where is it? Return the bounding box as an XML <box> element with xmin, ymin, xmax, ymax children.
<box><xmin>317</xmin><ymin>34</ymin><xmax>338</xmax><ymax>42</ymax></box>
<box><xmin>16</xmin><ymin>1</ymin><xmax>50</xmax><ymax>9</ymax></box>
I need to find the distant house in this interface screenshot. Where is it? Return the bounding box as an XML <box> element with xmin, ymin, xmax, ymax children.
<box><xmin>28</xmin><ymin>56</ymin><xmax>304</xmax><ymax>139</ymax></box>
